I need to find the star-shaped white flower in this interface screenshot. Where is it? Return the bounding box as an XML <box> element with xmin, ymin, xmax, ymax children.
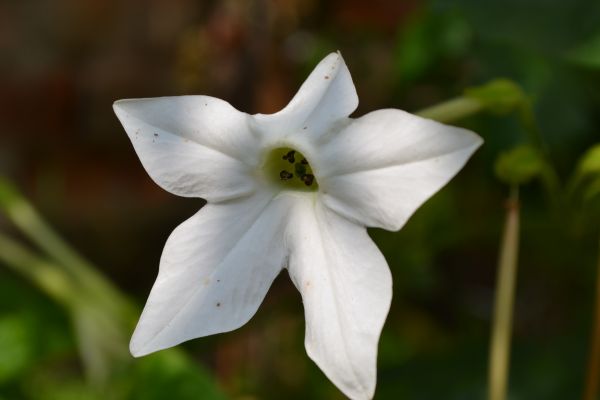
<box><xmin>114</xmin><ymin>52</ymin><xmax>482</xmax><ymax>400</ymax></box>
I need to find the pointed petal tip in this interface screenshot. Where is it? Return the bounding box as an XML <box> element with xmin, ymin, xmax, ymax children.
<box><xmin>129</xmin><ymin>340</ymin><xmax>147</xmax><ymax>358</ymax></box>
<box><xmin>129</xmin><ymin>329</ymin><xmax>149</xmax><ymax>357</ymax></box>
<box><xmin>475</xmin><ymin>131</ymin><xmax>485</xmax><ymax>147</ymax></box>
<box><xmin>129</xmin><ymin>332</ymin><xmax>163</xmax><ymax>358</ymax></box>
<box><xmin>129</xmin><ymin>322</ymin><xmax>162</xmax><ymax>358</ymax></box>
<box><xmin>334</xmin><ymin>50</ymin><xmax>346</xmax><ymax>61</ymax></box>
<box><xmin>306</xmin><ymin>345</ymin><xmax>376</xmax><ymax>400</ymax></box>
<box><xmin>112</xmin><ymin>98</ymin><xmax>129</xmax><ymax>108</ymax></box>
<box><xmin>112</xmin><ymin>99</ymin><xmax>133</xmax><ymax>118</ymax></box>
<box><xmin>113</xmin><ymin>98</ymin><xmax>139</xmax><ymax>114</ymax></box>
<box><xmin>464</xmin><ymin>128</ymin><xmax>485</xmax><ymax>155</ymax></box>
<box><xmin>112</xmin><ymin>100</ymin><xmax>123</xmax><ymax>114</ymax></box>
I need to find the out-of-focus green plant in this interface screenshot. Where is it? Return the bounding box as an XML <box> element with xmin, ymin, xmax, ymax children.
<box><xmin>0</xmin><ymin>177</ymin><xmax>227</xmax><ymax>400</ymax></box>
<box><xmin>488</xmin><ymin>113</ymin><xmax>600</xmax><ymax>400</ymax></box>
<box><xmin>494</xmin><ymin>145</ymin><xmax>545</xmax><ymax>186</ymax></box>
<box><xmin>415</xmin><ymin>72</ymin><xmax>593</xmax><ymax>400</ymax></box>
<box><xmin>488</xmin><ymin>142</ymin><xmax>550</xmax><ymax>400</ymax></box>
<box><xmin>568</xmin><ymin>32</ymin><xmax>600</xmax><ymax>69</ymax></box>
<box><xmin>417</xmin><ymin>78</ymin><xmax>525</xmax><ymax>123</ymax></box>
<box><xmin>416</xmin><ymin>77</ymin><xmax>536</xmax><ymax>400</ymax></box>
<box><xmin>570</xmin><ymin>144</ymin><xmax>600</xmax><ymax>203</ymax></box>
<box><xmin>0</xmin><ymin>315</ymin><xmax>34</xmax><ymax>384</ymax></box>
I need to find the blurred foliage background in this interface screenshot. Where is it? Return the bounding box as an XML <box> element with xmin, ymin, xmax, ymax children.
<box><xmin>1</xmin><ymin>0</ymin><xmax>600</xmax><ymax>399</ymax></box>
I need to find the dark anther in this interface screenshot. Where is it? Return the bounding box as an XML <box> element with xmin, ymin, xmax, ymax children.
<box><xmin>280</xmin><ymin>170</ymin><xmax>293</xmax><ymax>181</ymax></box>
<box><xmin>282</xmin><ymin>150</ymin><xmax>296</xmax><ymax>163</ymax></box>
<box><xmin>301</xmin><ymin>158</ymin><xmax>308</xmax><ymax>165</ymax></box>
<box><xmin>301</xmin><ymin>174</ymin><xmax>315</xmax><ymax>186</ymax></box>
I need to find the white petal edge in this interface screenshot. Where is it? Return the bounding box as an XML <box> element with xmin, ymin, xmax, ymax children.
<box><xmin>114</xmin><ymin>96</ymin><xmax>259</xmax><ymax>202</ymax></box>
<box><xmin>252</xmin><ymin>52</ymin><xmax>358</xmax><ymax>145</ymax></box>
<box><xmin>130</xmin><ymin>191</ymin><xmax>289</xmax><ymax>357</ymax></box>
<box><xmin>285</xmin><ymin>195</ymin><xmax>392</xmax><ymax>400</ymax></box>
<box><xmin>318</xmin><ymin>109</ymin><xmax>483</xmax><ymax>231</ymax></box>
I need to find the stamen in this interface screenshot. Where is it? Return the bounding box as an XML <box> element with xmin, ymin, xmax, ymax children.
<box><xmin>263</xmin><ymin>147</ymin><xmax>318</xmax><ymax>191</ymax></box>
<box><xmin>282</xmin><ymin>150</ymin><xmax>296</xmax><ymax>163</ymax></box>
<box><xmin>280</xmin><ymin>170</ymin><xmax>293</xmax><ymax>180</ymax></box>
<box><xmin>301</xmin><ymin>174</ymin><xmax>315</xmax><ymax>186</ymax></box>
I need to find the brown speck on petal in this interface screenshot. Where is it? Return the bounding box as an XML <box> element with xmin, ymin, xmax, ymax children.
<box><xmin>324</xmin><ymin>75</ymin><xmax>330</xmax><ymax>79</ymax></box>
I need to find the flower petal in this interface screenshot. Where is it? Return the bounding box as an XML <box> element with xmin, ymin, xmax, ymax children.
<box><xmin>130</xmin><ymin>191</ymin><xmax>289</xmax><ymax>357</ymax></box>
<box><xmin>252</xmin><ymin>52</ymin><xmax>358</xmax><ymax>143</ymax></box>
<box><xmin>318</xmin><ymin>109</ymin><xmax>483</xmax><ymax>231</ymax></box>
<box><xmin>114</xmin><ymin>96</ymin><xmax>259</xmax><ymax>202</ymax></box>
<box><xmin>286</xmin><ymin>197</ymin><xmax>392</xmax><ymax>400</ymax></box>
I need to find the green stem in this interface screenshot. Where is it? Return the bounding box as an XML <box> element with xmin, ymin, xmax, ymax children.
<box><xmin>0</xmin><ymin>178</ymin><xmax>225</xmax><ymax>392</ymax></box>
<box><xmin>584</xmin><ymin>234</ymin><xmax>600</xmax><ymax>400</ymax></box>
<box><xmin>0</xmin><ymin>176</ymin><xmax>133</xmax><ymax>321</ymax></box>
<box><xmin>488</xmin><ymin>187</ymin><xmax>520</xmax><ymax>400</ymax></box>
<box><xmin>0</xmin><ymin>232</ymin><xmax>77</xmax><ymax>305</ymax></box>
<box><xmin>0</xmin><ymin>232</ymin><xmax>130</xmax><ymax>384</ymax></box>
<box><xmin>518</xmin><ymin>104</ymin><xmax>562</xmax><ymax>204</ymax></box>
<box><xmin>415</xmin><ymin>96</ymin><xmax>484</xmax><ymax>123</ymax></box>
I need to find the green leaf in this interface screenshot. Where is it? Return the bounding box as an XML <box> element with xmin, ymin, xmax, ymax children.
<box><xmin>0</xmin><ymin>176</ymin><xmax>19</xmax><ymax>209</ymax></box>
<box><xmin>394</xmin><ymin>12</ymin><xmax>472</xmax><ymax>85</ymax></box>
<box><xmin>495</xmin><ymin>145</ymin><xmax>545</xmax><ymax>185</ymax></box>
<box><xmin>577</xmin><ymin>144</ymin><xmax>600</xmax><ymax>175</ymax></box>
<box><xmin>0</xmin><ymin>314</ymin><xmax>35</xmax><ymax>384</ymax></box>
<box><xmin>567</xmin><ymin>33</ymin><xmax>600</xmax><ymax>69</ymax></box>
<box><xmin>465</xmin><ymin>79</ymin><xmax>525</xmax><ymax>115</ymax></box>
<box><xmin>22</xmin><ymin>369</ymin><xmax>103</xmax><ymax>400</ymax></box>
<box><xmin>128</xmin><ymin>350</ymin><xmax>228</xmax><ymax>400</ymax></box>
<box><xmin>583</xmin><ymin>177</ymin><xmax>600</xmax><ymax>203</ymax></box>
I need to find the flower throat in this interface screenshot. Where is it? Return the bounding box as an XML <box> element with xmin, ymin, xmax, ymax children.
<box><xmin>262</xmin><ymin>147</ymin><xmax>319</xmax><ymax>192</ymax></box>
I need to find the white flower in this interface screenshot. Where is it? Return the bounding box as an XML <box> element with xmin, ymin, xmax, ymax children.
<box><xmin>113</xmin><ymin>52</ymin><xmax>482</xmax><ymax>400</ymax></box>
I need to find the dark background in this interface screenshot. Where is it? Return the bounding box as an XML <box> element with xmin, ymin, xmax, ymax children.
<box><xmin>1</xmin><ymin>0</ymin><xmax>600</xmax><ymax>399</ymax></box>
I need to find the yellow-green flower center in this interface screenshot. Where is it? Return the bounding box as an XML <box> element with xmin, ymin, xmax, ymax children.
<box><xmin>261</xmin><ymin>147</ymin><xmax>319</xmax><ymax>191</ymax></box>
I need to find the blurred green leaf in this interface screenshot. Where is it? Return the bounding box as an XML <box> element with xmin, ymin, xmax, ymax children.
<box><xmin>395</xmin><ymin>16</ymin><xmax>433</xmax><ymax>83</ymax></box>
<box><xmin>128</xmin><ymin>351</ymin><xmax>228</xmax><ymax>400</ymax></box>
<box><xmin>395</xmin><ymin>12</ymin><xmax>472</xmax><ymax>84</ymax></box>
<box><xmin>583</xmin><ymin>177</ymin><xmax>600</xmax><ymax>203</ymax></box>
<box><xmin>0</xmin><ymin>179</ymin><xmax>227</xmax><ymax>398</ymax></box>
<box><xmin>0</xmin><ymin>314</ymin><xmax>34</xmax><ymax>384</ymax></box>
<box><xmin>0</xmin><ymin>176</ymin><xmax>19</xmax><ymax>209</ymax></box>
<box><xmin>23</xmin><ymin>370</ymin><xmax>103</xmax><ymax>400</ymax></box>
<box><xmin>465</xmin><ymin>79</ymin><xmax>526</xmax><ymax>115</ymax></box>
<box><xmin>568</xmin><ymin>33</ymin><xmax>600</xmax><ymax>68</ymax></box>
<box><xmin>495</xmin><ymin>145</ymin><xmax>545</xmax><ymax>185</ymax></box>
<box><xmin>577</xmin><ymin>144</ymin><xmax>600</xmax><ymax>175</ymax></box>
